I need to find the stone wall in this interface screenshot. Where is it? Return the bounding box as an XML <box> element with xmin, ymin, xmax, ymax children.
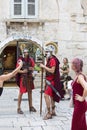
<box><xmin>57</xmin><ymin>0</ymin><xmax>87</xmax><ymax>76</ymax></box>
<box><xmin>0</xmin><ymin>0</ymin><xmax>87</xmax><ymax>77</ymax></box>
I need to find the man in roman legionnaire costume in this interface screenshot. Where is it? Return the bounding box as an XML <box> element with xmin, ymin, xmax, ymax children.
<box><xmin>16</xmin><ymin>48</ymin><xmax>36</xmax><ymax>114</ymax></box>
<box><xmin>40</xmin><ymin>46</ymin><xmax>64</xmax><ymax>120</ymax></box>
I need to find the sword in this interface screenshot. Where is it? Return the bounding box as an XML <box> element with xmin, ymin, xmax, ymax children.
<box><xmin>46</xmin><ymin>80</ymin><xmax>61</xmax><ymax>98</ymax></box>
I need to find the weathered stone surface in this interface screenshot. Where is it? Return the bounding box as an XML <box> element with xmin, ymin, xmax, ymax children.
<box><xmin>0</xmin><ymin>0</ymin><xmax>87</xmax><ymax>75</ymax></box>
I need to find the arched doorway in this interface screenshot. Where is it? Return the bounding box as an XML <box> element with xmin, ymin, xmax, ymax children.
<box><xmin>0</xmin><ymin>35</ymin><xmax>43</xmax><ymax>84</ymax></box>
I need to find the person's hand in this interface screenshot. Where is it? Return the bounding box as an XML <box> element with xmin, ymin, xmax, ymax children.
<box><xmin>75</xmin><ymin>94</ymin><xmax>84</xmax><ymax>102</ymax></box>
<box><xmin>40</xmin><ymin>63</ymin><xmax>45</xmax><ymax>69</ymax></box>
<box><xmin>22</xmin><ymin>69</ymin><xmax>28</xmax><ymax>73</ymax></box>
<box><xmin>29</xmin><ymin>67</ymin><xmax>33</xmax><ymax>70</ymax></box>
<box><xmin>17</xmin><ymin>60</ymin><xmax>23</xmax><ymax>69</ymax></box>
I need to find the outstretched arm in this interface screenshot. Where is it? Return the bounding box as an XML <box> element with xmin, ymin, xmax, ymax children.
<box><xmin>0</xmin><ymin>60</ymin><xmax>23</xmax><ymax>82</ymax></box>
<box><xmin>40</xmin><ymin>63</ymin><xmax>55</xmax><ymax>74</ymax></box>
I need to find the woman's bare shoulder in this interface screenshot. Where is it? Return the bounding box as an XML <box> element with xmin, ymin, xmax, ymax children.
<box><xmin>77</xmin><ymin>73</ymin><xmax>86</xmax><ymax>83</ymax></box>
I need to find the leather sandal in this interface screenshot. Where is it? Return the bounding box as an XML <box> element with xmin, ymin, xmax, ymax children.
<box><xmin>17</xmin><ymin>108</ymin><xmax>24</xmax><ymax>114</ymax></box>
<box><xmin>30</xmin><ymin>106</ymin><xmax>37</xmax><ymax>112</ymax></box>
<box><xmin>43</xmin><ymin>112</ymin><xmax>52</xmax><ymax>120</ymax></box>
<box><xmin>51</xmin><ymin>112</ymin><xmax>56</xmax><ymax>116</ymax></box>
<box><xmin>51</xmin><ymin>105</ymin><xmax>56</xmax><ymax>116</ymax></box>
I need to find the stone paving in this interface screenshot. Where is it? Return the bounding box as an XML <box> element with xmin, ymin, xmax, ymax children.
<box><xmin>0</xmin><ymin>87</ymin><xmax>76</xmax><ymax>130</ymax></box>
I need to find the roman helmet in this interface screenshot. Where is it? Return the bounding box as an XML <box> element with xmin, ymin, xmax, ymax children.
<box><xmin>22</xmin><ymin>48</ymin><xmax>29</xmax><ymax>57</ymax></box>
<box><xmin>45</xmin><ymin>46</ymin><xmax>54</xmax><ymax>52</ymax></box>
<box><xmin>23</xmin><ymin>48</ymin><xmax>29</xmax><ymax>53</ymax></box>
<box><xmin>45</xmin><ymin>46</ymin><xmax>54</xmax><ymax>58</ymax></box>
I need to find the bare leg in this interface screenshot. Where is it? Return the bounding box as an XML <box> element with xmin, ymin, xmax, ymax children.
<box><xmin>28</xmin><ymin>91</ymin><xmax>36</xmax><ymax>112</ymax></box>
<box><xmin>17</xmin><ymin>92</ymin><xmax>23</xmax><ymax>114</ymax></box>
<box><xmin>51</xmin><ymin>98</ymin><xmax>56</xmax><ymax>116</ymax></box>
<box><xmin>28</xmin><ymin>91</ymin><xmax>32</xmax><ymax>110</ymax></box>
<box><xmin>67</xmin><ymin>89</ymin><xmax>71</xmax><ymax>99</ymax></box>
<box><xmin>44</xmin><ymin>93</ymin><xmax>51</xmax><ymax>110</ymax></box>
<box><xmin>43</xmin><ymin>93</ymin><xmax>52</xmax><ymax>120</ymax></box>
<box><xmin>64</xmin><ymin>81</ymin><xmax>67</xmax><ymax>94</ymax></box>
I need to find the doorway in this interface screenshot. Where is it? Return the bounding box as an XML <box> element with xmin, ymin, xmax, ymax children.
<box><xmin>2</xmin><ymin>46</ymin><xmax>17</xmax><ymax>83</ymax></box>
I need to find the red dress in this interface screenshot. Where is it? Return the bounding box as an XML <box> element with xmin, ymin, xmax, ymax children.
<box><xmin>71</xmin><ymin>77</ymin><xmax>87</xmax><ymax>130</ymax></box>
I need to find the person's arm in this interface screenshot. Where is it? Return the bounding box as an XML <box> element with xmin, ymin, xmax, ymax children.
<box><xmin>63</xmin><ymin>68</ymin><xmax>69</xmax><ymax>74</ymax></box>
<box><xmin>40</xmin><ymin>63</ymin><xmax>55</xmax><ymax>74</ymax></box>
<box><xmin>75</xmin><ymin>75</ymin><xmax>87</xmax><ymax>102</ymax></box>
<box><xmin>60</xmin><ymin>65</ymin><xmax>69</xmax><ymax>75</ymax></box>
<box><xmin>40</xmin><ymin>58</ymin><xmax>56</xmax><ymax>74</ymax></box>
<box><xmin>0</xmin><ymin>60</ymin><xmax>23</xmax><ymax>82</ymax></box>
<box><xmin>18</xmin><ymin>69</ymin><xmax>28</xmax><ymax>74</ymax></box>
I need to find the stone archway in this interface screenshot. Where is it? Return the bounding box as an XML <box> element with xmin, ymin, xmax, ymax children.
<box><xmin>0</xmin><ymin>34</ymin><xmax>43</xmax><ymax>54</ymax></box>
<box><xmin>0</xmin><ymin>34</ymin><xmax>43</xmax><ymax>84</ymax></box>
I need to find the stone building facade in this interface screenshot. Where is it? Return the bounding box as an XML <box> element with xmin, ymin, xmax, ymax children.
<box><xmin>0</xmin><ymin>0</ymin><xmax>87</xmax><ymax>78</ymax></box>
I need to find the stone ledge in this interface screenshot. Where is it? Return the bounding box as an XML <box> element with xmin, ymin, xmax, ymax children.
<box><xmin>5</xmin><ymin>19</ymin><xmax>45</xmax><ymax>27</ymax></box>
<box><xmin>5</xmin><ymin>18</ymin><xmax>59</xmax><ymax>26</ymax></box>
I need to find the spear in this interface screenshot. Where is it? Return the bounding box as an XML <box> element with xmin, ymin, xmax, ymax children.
<box><xmin>40</xmin><ymin>48</ymin><xmax>44</xmax><ymax>115</ymax></box>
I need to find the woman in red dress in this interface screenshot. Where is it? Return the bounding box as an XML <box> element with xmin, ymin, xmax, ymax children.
<box><xmin>71</xmin><ymin>58</ymin><xmax>87</xmax><ymax>130</ymax></box>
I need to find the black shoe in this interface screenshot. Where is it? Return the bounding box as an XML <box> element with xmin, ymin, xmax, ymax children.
<box><xmin>0</xmin><ymin>88</ymin><xmax>3</xmax><ymax>96</ymax></box>
<box><xmin>66</xmin><ymin>97</ymin><xmax>70</xmax><ymax>100</ymax></box>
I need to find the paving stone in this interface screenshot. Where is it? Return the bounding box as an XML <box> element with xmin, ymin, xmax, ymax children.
<box><xmin>0</xmin><ymin>87</ymin><xmax>86</xmax><ymax>130</ymax></box>
<box><xmin>0</xmin><ymin>118</ymin><xmax>13</xmax><ymax>127</ymax></box>
<box><xmin>0</xmin><ymin>127</ymin><xmax>21</xmax><ymax>130</ymax></box>
<box><xmin>22</xmin><ymin>126</ymin><xmax>43</xmax><ymax>130</ymax></box>
<box><xmin>45</xmin><ymin>120</ymin><xmax>63</xmax><ymax>126</ymax></box>
<box><xmin>29</xmin><ymin>120</ymin><xmax>46</xmax><ymax>127</ymax></box>
<box><xmin>42</xmin><ymin>125</ymin><xmax>62</xmax><ymax>130</ymax></box>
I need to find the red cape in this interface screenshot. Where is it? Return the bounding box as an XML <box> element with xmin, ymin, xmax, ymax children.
<box><xmin>52</xmin><ymin>55</ymin><xmax>64</xmax><ymax>102</ymax></box>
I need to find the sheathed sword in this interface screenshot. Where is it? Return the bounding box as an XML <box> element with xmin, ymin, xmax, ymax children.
<box><xmin>46</xmin><ymin>80</ymin><xmax>61</xmax><ymax>98</ymax></box>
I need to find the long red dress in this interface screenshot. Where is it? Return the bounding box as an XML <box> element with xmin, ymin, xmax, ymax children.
<box><xmin>71</xmin><ymin>76</ymin><xmax>87</xmax><ymax>130</ymax></box>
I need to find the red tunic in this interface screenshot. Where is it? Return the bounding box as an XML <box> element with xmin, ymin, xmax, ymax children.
<box><xmin>16</xmin><ymin>57</ymin><xmax>35</xmax><ymax>94</ymax></box>
<box><xmin>45</xmin><ymin>57</ymin><xmax>56</xmax><ymax>97</ymax></box>
<box><xmin>45</xmin><ymin>56</ymin><xmax>64</xmax><ymax>102</ymax></box>
<box><xmin>71</xmin><ymin>77</ymin><xmax>87</xmax><ymax>130</ymax></box>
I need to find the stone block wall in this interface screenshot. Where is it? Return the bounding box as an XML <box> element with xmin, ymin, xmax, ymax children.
<box><xmin>0</xmin><ymin>0</ymin><xmax>87</xmax><ymax>78</ymax></box>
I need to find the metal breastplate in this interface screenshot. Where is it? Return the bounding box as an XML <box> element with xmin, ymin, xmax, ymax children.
<box><xmin>22</xmin><ymin>58</ymin><xmax>32</xmax><ymax>75</ymax></box>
